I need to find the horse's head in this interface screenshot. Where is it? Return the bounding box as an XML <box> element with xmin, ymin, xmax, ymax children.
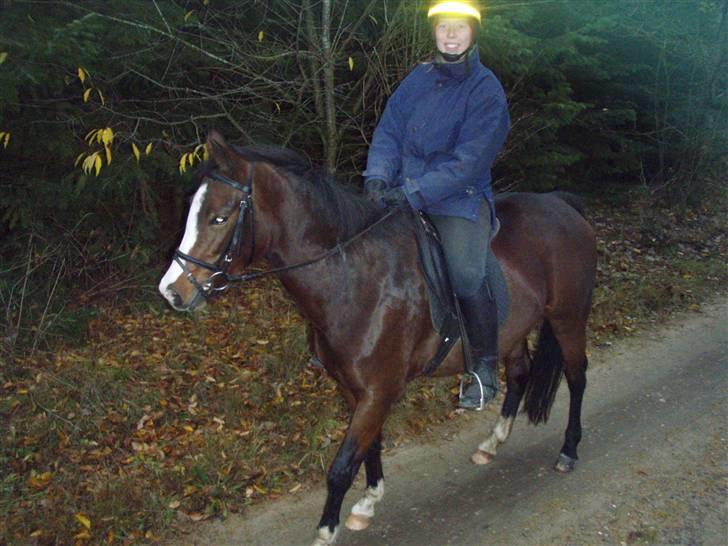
<box><xmin>158</xmin><ymin>131</ymin><xmax>270</xmax><ymax>312</ymax></box>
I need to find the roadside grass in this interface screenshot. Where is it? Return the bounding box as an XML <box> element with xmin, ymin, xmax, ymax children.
<box><xmin>589</xmin><ymin>201</ymin><xmax>726</xmax><ymax>343</ymax></box>
<box><xmin>1</xmin><ymin>199</ymin><xmax>725</xmax><ymax>544</ymax></box>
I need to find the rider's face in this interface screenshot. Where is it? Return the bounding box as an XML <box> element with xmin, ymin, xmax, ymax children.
<box><xmin>434</xmin><ymin>17</ymin><xmax>473</xmax><ymax>57</ymax></box>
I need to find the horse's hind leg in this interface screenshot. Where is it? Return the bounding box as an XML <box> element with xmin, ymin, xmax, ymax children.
<box><xmin>551</xmin><ymin>318</ymin><xmax>588</xmax><ymax>473</ymax></box>
<box><xmin>472</xmin><ymin>341</ymin><xmax>529</xmax><ymax>465</ymax></box>
<box><xmin>345</xmin><ymin>433</ymin><xmax>384</xmax><ymax>530</ymax></box>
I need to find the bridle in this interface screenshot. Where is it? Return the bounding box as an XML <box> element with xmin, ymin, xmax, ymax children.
<box><xmin>173</xmin><ymin>164</ymin><xmax>400</xmax><ymax>304</ymax></box>
<box><xmin>173</xmin><ymin>167</ymin><xmax>256</xmax><ymax>298</ymax></box>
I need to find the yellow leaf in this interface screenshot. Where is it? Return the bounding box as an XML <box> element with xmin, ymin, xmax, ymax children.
<box><xmin>258</xmin><ymin>31</ymin><xmax>264</xmax><ymax>42</ymax></box>
<box><xmin>28</xmin><ymin>471</ymin><xmax>53</xmax><ymax>490</ymax></box>
<box><xmin>202</xmin><ymin>143</ymin><xmax>209</xmax><ymax>160</ymax></box>
<box><xmin>0</xmin><ymin>52</ymin><xmax>7</xmax><ymax>65</ymax></box>
<box><xmin>30</xmin><ymin>530</ymin><xmax>43</xmax><ymax>538</ymax></box>
<box><xmin>184</xmin><ymin>10</ymin><xmax>195</xmax><ymax>21</ymax></box>
<box><xmin>82</xmin><ymin>154</ymin><xmax>95</xmax><ymax>174</ymax></box>
<box><xmin>104</xmin><ymin>144</ymin><xmax>112</xmax><ymax>165</ymax></box>
<box><xmin>94</xmin><ymin>154</ymin><xmax>102</xmax><ymax>176</ymax></box>
<box><xmin>145</xmin><ymin>142</ymin><xmax>153</xmax><ymax>155</ymax></box>
<box><xmin>183</xmin><ymin>424</ymin><xmax>194</xmax><ymax>433</ymax></box>
<box><xmin>75</xmin><ymin>152</ymin><xmax>86</xmax><ymax>167</ymax></box>
<box><xmin>101</xmin><ymin>127</ymin><xmax>114</xmax><ymax>146</ymax></box>
<box><xmin>168</xmin><ymin>499</ymin><xmax>181</xmax><ymax>509</ymax></box>
<box><xmin>2</xmin><ymin>132</ymin><xmax>8</xmax><ymax>149</ymax></box>
<box><xmin>75</xmin><ymin>513</ymin><xmax>92</xmax><ymax>529</ymax></box>
<box><xmin>83</xmin><ymin>88</ymin><xmax>92</xmax><ymax>103</ymax></box>
<box><xmin>132</xmin><ymin>143</ymin><xmax>140</xmax><ymax>162</ymax></box>
<box><xmin>274</xmin><ymin>102</ymin><xmax>281</xmax><ymax>113</ymax></box>
<box><xmin>97</xmin><ymin>89</ymin><xmax>105</xmax><ymax>106</ymax></box>
<box><xmin>85</xmin><ymin>129</ymin><xmax>99</xmax><ymax>144</ymax></box>
<box><xmin>348</xmin><ymin>56</ymin><xmax>354</xmax><ymax>71</ymax></box>
<box><xmin>84</xmin><ymin>153</ymin><xmax>100</xmax><ymax>174</ymax></box>
<box><xmin>77</xmin><ymin>67</ymin><xmax>87</xmax><ymax>84</ymax></box>
<box><xmin>179</xmin><ymin>153</ymin><xmax>188</xmax><ymax>174</ymax></box>
<box><xmin>194</xmin><ymin>143</ymin><xmax>205</xmax><ymax>160</ymax></box>
<box><xmin>74</xmin><ymin>529</ymin><xmax>91</xmax><ymax>540</ymax></box>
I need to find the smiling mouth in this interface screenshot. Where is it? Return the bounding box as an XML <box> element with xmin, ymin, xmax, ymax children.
<box><xmin>444</xmin><ymin>43</ymin><xmax>461</xmax><ymax>50</ymax></box>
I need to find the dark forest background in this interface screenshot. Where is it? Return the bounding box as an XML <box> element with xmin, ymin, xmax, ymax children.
<box><xmin>1</xmin><ymin>0</ymin><xmax>726</xmax><ymax>351</ymax></box>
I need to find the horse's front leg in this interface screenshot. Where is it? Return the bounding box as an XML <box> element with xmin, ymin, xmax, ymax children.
<box><xmin>345</xmin><ymin>434</ymin><xmax>384</xmax><ymax>531</ymax></box>
<box><xmin>312</xmin><ymin>398</ymin><xmax>389</xmax><ymax>546</ymax></box>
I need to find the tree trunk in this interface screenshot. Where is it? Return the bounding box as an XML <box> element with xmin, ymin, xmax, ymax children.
<box><xmin>321</xmin><ymin>0</ymin><xmax>338</xmax><ymax>175</ymax></box>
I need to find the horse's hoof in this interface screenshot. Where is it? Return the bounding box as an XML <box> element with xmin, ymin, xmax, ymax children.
<box><xmin>554</xmin><ymin>453</ymin><xmax>576</xmax><ymax>473</ymax></box>
<box><xmin>471</xmin><ymin>450</ymin><xmax>495</xmax><ymax>465</ymax></box>
<box><xmin>345</xmin><ymin>513</ymin><xmax>370</xmax><ymax>531</ymax></box>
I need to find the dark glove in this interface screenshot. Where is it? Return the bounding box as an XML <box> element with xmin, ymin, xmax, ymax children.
<box><xmin>381</xmin><ymin>187</ymin><xmax>408</xmax><ymax>208</ymax></box>
<box><xmin>365</xmin><ymin>178</ymin><xmax>389</xmax><ymax>209</ymax></box>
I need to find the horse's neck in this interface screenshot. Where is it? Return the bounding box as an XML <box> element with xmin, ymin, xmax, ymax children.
<box><xmin>265</xmin><ymin>193</ymin><xmax>350</xmax><ymax>270</ymax></box>
<box><xmin>272</xmin><ymin>215</ymin><xmax>409</xmax><ymax>329</ymax></box>
<box><xmin>259</xmin><ymin>171</ymin><xmax>415</xmax><ymax>327</ymax></box>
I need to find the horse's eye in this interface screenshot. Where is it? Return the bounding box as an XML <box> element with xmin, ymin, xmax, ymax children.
<box><xmin>211</xmin><ymin>215</ymin><xmax>228</xmax><ymax>225</ymax></box>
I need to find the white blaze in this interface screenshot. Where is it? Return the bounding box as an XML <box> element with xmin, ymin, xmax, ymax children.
<box><xmin>158</xmin><ymin>183</ymin><xmax>208</xmax><ymax>303</ymax></box>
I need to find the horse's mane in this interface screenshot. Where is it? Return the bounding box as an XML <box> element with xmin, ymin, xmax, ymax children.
<box><xmin>197</xmin><ymin>143</ymin><xmax>411</xmax><ymax>244</ymax></box>
<box><xmin>230</xmin><ymin>144</ymin><xmax>393</xmax><ymax>241</ymax></box>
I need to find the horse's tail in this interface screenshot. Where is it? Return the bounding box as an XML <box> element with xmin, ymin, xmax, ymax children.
<box><xmin>551</xmin><ymin>191</ymin><xmax>587</xmax><ymax>218</ymax></box>
<box><xmin>523</xmin><ymin>319</ymin><xmax>564</xmax><ymax>425</ymax></box>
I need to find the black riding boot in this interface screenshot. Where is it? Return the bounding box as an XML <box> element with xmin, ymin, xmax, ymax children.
<box><xmin>458</xmin><ymin>283</ymin><xmax>499</xmax><ymax>411</ymax></box>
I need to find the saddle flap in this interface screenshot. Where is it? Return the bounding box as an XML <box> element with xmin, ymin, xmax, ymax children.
<box><xmin>413</xmin><ymin>211</ymin><xmax>458</xmax><ymax>331</ymax></box>
<box><xmin>412</xmin><ymin>211</ymin><xmax>510</xmax><ymax>376</ymax></box>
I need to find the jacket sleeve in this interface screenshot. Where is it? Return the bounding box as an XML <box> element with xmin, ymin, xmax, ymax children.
<box><xmin>362</xmin><ymin>85</ymin><xmax>407</xmax><ymax>187</ymax></box>
<box><xmin>402</xmin><ymin>77</ymin><xmax>510</xmax><ymax>209</ymax></box>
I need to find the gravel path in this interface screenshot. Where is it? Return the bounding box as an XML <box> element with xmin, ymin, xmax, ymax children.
<box><xmin>180</xmin><ymin>300</ymin><xmax>728</xmax><ymax>546</ymax></box>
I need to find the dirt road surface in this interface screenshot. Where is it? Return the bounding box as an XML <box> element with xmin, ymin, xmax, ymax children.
<box><xmin>182</xmin><ymin>300</ymin><xmax>727</xmax><ymax>546</ymax></box>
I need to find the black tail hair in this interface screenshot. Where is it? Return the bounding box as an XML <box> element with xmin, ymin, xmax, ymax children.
<box><xmin>523</xmin><ymin>320</ymin><xmax>564</xmax><ymax>424</ymax></box>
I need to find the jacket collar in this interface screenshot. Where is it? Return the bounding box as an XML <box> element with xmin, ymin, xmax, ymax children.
<box><xmin>434</xmin><ymin>47</ymin><xmax>479</xmax><ymax>82</ymax></box>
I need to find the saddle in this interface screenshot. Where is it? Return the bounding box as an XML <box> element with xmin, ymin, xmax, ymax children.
<box><xmin>412</xmin><ymin>211</ymin><xmax>510</xmax><ymax>375</ymax></box>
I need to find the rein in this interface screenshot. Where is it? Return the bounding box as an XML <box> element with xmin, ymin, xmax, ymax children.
<box><xmin>174</xmin><ymin>166</ymin><xmax>400</xmax><ymax>299</ymax></box>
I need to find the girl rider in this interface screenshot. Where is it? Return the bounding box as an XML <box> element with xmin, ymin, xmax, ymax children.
<box><xmin>364</xmin><ymin>1</ymin><xmax>510</xmax><ymax>410</ymax></box>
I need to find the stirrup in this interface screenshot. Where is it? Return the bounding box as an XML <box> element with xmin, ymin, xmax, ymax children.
<box><xmin>459</xmin><ymin>371</ymin><xmax>485</xmax><ymax>411</ymax></box>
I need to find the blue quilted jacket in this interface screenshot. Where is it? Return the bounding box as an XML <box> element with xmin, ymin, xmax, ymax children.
<box><xmin>363</xmin><ymin>48</ymin><xmax>510</xmax><ymax>223</ymax></box>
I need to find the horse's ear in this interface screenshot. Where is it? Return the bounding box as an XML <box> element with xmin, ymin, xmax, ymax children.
<box><xmin>206</xmin><ymin>130</ymin><xmax>239</xmax><ymax>173</ymax></box>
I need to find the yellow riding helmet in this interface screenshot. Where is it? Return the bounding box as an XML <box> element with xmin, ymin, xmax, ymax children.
<box><xmin>427</xmin><ymin>1</ymin><xmax>482</xmax><ymax>24</ymax></box>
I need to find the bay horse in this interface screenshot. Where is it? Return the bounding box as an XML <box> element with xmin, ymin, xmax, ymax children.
<box><xmin>158</xmin><ymin>131</ymin><xmax>597</xmax><ymax>546</ymax></box>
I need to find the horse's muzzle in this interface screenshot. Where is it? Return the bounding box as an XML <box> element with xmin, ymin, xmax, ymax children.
<box><xmin>160</xmin><ymin>284</ymin><xmax>207</xmax><ymax>313</ymax></box>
